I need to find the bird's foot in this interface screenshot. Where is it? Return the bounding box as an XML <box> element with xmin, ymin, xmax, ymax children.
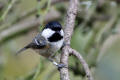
<box><xmin>57</xmin><ymin>63</ymin><xmax>67</xmax><ymax>71</ymax></box>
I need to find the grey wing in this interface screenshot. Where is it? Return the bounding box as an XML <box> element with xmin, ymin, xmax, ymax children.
<box><xmin>25</xmin><ymin>33</ymin><xmax>47</xmax><ymax>49</ymax></box>
<box><xmin>32</xmin><ymin>33</ymin><xmax>48</xmax><ymax>49</ymax></box>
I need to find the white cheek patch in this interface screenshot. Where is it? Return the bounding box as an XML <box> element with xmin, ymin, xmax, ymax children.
<box><xmin>41</xmin><ymin>28</ymin><xmax>55</xmax><ymax>39</ymax></box>
<box><xmin>60</xmin><ymin>30</ymin><xmax>64</xmax><ymax>36</ymax></box>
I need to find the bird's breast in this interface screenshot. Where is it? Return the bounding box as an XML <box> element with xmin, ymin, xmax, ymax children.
<box><xmin>34</xmin><ymin>46</ymin><xmax>56</xmax><ymax>58</ymax></box>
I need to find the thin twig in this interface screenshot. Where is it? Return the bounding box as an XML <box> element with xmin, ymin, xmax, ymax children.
<box><xmin>0</xmin><ymin>0</ymin><xmax>17</xmax><ymax>21</ymax></box>
<box><xmin>69</xmin><ymin>48</ymin><xmax>93</xmax><ymax>80</ymax></box>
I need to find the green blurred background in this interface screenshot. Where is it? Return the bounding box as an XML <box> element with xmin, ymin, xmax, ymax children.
<box><xmin>0</xmin><ymin>0</ymin><xmax>120</xmax><ymax>80</ymax></box>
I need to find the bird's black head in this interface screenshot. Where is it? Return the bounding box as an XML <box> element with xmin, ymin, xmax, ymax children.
<box><xmin>44</xmin><ymin>21</ymin><xmax>62</xmax><ymax>31</ymax></box>
<box><xmin>42</xmin><ymin>21</ymin><xmax>64</xmax><ymax>42</ymax></box>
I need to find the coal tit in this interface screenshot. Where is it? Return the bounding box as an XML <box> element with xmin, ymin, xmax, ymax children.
<box><xmin>16</xmin><ymin>21</ymin><xmax>65</xmax><ymax>68</ymax></box>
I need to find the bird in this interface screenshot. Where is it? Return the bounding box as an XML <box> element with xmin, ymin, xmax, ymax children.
<box><xmin>16</xmin><ymin>21</ymin><xmax>65</xmax><ymax>69</ymax></box>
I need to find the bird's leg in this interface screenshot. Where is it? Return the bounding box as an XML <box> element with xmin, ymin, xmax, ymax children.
<box><xmin>48</xmin><ymin>58</ymin><xmax>66</xmax><ymax>70</ymax></box>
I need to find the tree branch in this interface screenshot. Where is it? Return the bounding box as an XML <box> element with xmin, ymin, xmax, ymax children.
<box><xmin>60</xmin><ymin>0</ymin><xmax>93</xmax><ymax>80</ymax></box>
<box><xmin>60</xmin><ymin>0</ymin><xmax>78</xmax><ymax>80</ymax></box>
<box><xmin>69</xmin><ymin>48</ymin><xmax>93</xmax><ymax>80</ymax></box>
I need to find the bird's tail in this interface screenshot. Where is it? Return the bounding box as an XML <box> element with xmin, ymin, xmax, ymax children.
<box><xmin>16</xmin><ymin>47</ymin><xmax>27</xmax><ymax>55</ymax></box>
<box><xmin>16</xmin><ymin>44</ymin><xmax>31</xmax><ymax>55</ymax></box>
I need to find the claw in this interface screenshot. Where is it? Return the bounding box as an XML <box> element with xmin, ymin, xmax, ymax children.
<box><xmin>48</xmin><ymin>58</ymin><xmax>67</xmax><ymax>70</ymax></box>
<box><xmin>57</xmin><ymin>63</ymin><xmax>67</xmax><ymax>71</ymax></box>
